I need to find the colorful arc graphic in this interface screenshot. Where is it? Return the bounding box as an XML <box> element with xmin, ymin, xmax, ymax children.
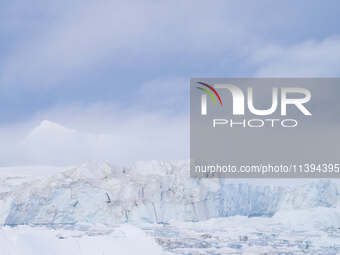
<box><xmin>196</xmin><ymin>82</ymin><xmax>223</xmax><ymax>105</ymax></box>
<box><xmin>196</xmin><ymin>87</ymin><xmax>217</xmax><ymax>104</ymax></box>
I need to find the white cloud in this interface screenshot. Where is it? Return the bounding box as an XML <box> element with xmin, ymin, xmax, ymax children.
<box><xmin>137</xmin><ymin>77</ymin><xmax>189</xmax><ymax>110</ymax></box>
<box><xmin>2</xmin><ymin>1</ymin><xmax>340</xmax><ymax>167</ymax></box>
<box><xmin>0</xmin><ymin>102</ymin><xmax>188</xmax><ymax>166</ymax></box>
<box><xmin>0</xmin><ymin>75</ymin><xmax>191</xmax><ymax>166</ymax></box>
<box><xmin>1</xmin><ymin>0</ymin><xmax>249</xmax><ymax>88</ymax></box>
<box><xmin>251</xmin><ymin>37</ymin><xmax>340</xmax><ymax>77</ymax></box>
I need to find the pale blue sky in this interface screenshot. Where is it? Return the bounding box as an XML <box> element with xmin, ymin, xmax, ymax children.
<box><xmin>1</xmin><ymin>0</ymin><xmax>340</xmax><ymax>124</ymax></box>
<box><xmin>1</xmin><ymin>0</ymin><xmax>340</xmax><ymax>165</ymax></box>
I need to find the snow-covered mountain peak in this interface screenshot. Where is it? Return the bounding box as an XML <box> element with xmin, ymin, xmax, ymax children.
<box><xmin>29</xmin><ymin>120</ymin><xmax>75</xmax><ymax>137</ymax></box>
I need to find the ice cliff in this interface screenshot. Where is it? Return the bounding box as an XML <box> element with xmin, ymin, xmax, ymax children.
<box><xmin>1</xmin><ymin>161</ymin><xmax>340</xmax><ymax>226</ymax></box>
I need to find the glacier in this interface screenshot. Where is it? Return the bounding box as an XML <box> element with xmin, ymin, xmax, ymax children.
<box><xmin>1</xmin><ymin>161</ymin><xmax>340</xmax><ymax>226</ymax></box>
<box><xmin>1</xmin><ymin>161</ymin><xmax>340</xmax><ymax>254</ymax></box>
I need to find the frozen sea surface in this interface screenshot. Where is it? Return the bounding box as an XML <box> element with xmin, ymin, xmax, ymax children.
<box><xmin>146</xmin><ymin>208</ymin><xmax>340</xmax><ymax>254</ymax></box>
<box><xmin>1</xmin><ymin>208</ymin><xmax>340</xmax><ymax>255</ymax></box>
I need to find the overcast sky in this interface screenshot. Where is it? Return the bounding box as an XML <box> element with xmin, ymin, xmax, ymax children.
<box><xmin>1</xmin><ymin>0</ymin><xmax>340</xmax><ymax>166</ymax></box>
